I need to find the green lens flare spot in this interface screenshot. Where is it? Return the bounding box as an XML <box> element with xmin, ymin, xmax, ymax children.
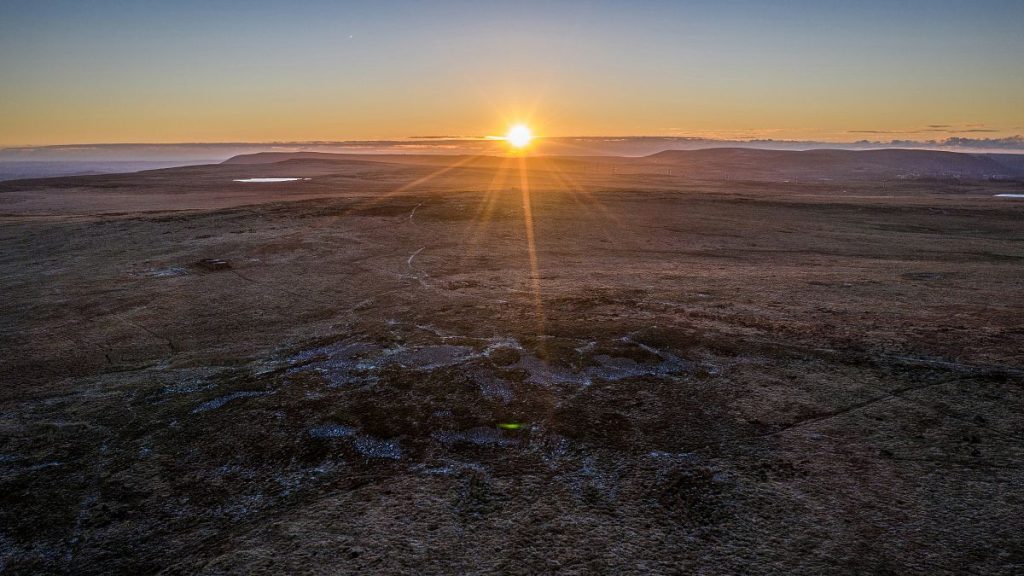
<box><xmin>498</xmin><ymin>422</ymin><xmax>523</xmax><ymax>430</ymax></box>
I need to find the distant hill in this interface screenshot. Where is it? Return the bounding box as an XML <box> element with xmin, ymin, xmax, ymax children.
<box><xmin>221</xmin><ymin>152</ymin><xmax>522</xmax><ymax>169</ymax></box>
<box><xmin>222</xmin><ymin>152</ymin><xmax>382</xmax><ymax>165</ymax></box>
<box><xmin>642</xmin><ymin>148</ymin><xmax>1023</xmax><ymax>181</ymax></box>
<box><xmin>0</xmin><ymin>160</ymin><xmax>206</xmax><ymax>182</ymax></box>
<box><xmin>223</xmin><ymin>148</ymin><xmax>1024</xmax><ymax>182</ymax></box>
<box><xmin>984</xmin><ymin>153</ymin><xmax>1024</xmax><ymax>175</ymax></box>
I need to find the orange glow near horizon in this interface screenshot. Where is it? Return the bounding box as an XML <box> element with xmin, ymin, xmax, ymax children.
<box><xmin>2</xmin><ymin>2</ymin><xmax>1022</xmax><ymax>147</ymax></box>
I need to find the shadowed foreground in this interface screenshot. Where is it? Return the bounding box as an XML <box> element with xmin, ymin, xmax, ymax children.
<box><xmin>1</xmin><ymin>153</ymin><xmax>1023</xmax><ymax>574</ymax></box>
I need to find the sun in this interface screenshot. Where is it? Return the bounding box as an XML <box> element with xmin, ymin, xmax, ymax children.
<box><xmin>505</xmin><ymin>124</ymin><xmax>533</xmax><ymax>149</ymax></box>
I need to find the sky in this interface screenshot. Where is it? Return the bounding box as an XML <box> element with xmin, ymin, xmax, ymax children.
<box><xmin>1</xmin><ymin>0</ymin><xmax>1022</xmax><ymax>146</ymax></box>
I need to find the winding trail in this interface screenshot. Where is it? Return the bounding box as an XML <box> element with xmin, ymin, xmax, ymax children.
<box><xmin>407</xmin><ymin>247</ymin><xmax>425</xmax><ymax>267</ymax></box>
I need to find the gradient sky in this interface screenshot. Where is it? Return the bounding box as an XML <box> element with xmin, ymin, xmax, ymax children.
<box><xmin>1</xmin><ymin>0</ymin><xmax>1022</xmax><ymax>146</ymax></box>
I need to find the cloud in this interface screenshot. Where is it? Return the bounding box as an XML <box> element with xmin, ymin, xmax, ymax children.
<box><xmin>849</xmin><ymin>128</ymin><xmax>940</xmax><ymax>135</ymax></box>
<box><xmin>940</xmin><ymin>135</ymin><xmax>1023</xmax><ymax>148</ymax></box>
<box><xmin>849</xmin><ymin>124</ymin><xmax>1005</xmax><ymax>136</ymax></box>
<box><xmin>408</xmin><ymin>135</ymin><xmax>480</xmax><ymax>140</ymax></box>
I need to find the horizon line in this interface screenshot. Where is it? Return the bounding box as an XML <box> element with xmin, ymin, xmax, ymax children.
<box><xmin>3</xmin><ymin>134</ymin><xmax>1023</xmax><ymax>152</ymax></box>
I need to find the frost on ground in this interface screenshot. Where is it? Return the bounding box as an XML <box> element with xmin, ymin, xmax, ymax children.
<box><xmin>2</xmin><ymin>164</ymin><xmax>1022</xmax><ymax>575</ymax></box>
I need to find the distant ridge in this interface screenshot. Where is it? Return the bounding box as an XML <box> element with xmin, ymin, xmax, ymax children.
<box><xmin>222</xmin><ymin>151</ymin><xmax>379</xmax><ymax>165</ymax></box>
<box><xmin>221</xmin><ymin>152</ymin><xmax>515</xmax><ymax>169</ymax></box>
<box><xmin>642</xmin><ymin>148</ymin><xmax>1022</xmax><ymax>180</ymax></box>
<box><xmin>223</xmin><ymin>148</ymin><xmax>1024</xmax><ymax>181</ymax></box>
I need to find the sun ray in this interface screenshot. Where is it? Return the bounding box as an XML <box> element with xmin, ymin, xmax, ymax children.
<box><xmin>538</xmin><ymin>156</ymin><xmax>625</xmax><ymax>232</ymax></box>
<box><xmin>268</xmin><ymin>153</ymin><xmax>493</xmax><ymax>246</ymax></box>
<box><xmin>460</xmin><ymin>157</ymin><xmax>513</xmax><ymax>265</ymax></box>
<box><xmin>536</xmin><ymin>158</ymin><xmax>623</xmax><ymax>253</ymax></box>
<box><xmin>535</xmin><ymin>158</ymin><xmax>607</xmax><ymax>232</ymax></box>
<box><xmin>343</xmin><ymin>153</ymin><xmax>485</xmax><ymax>214</ymax></box>
<box><xmin>517</xmin><ymin>156</ymin><xmax>547</xmax><ymax>350</ymax></box>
